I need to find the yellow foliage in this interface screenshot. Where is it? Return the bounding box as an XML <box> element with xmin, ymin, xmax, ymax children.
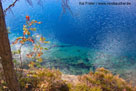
<box><xmin>1</xmin><ymin>67</ymin><xmax>136</xmax><ymax>91</ymax></box>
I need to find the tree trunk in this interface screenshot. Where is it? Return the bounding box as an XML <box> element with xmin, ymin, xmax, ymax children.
<box><xmin>0</xmin><ymin>1</ymin><xmax>20</xmax><ymax>91</ymax></box>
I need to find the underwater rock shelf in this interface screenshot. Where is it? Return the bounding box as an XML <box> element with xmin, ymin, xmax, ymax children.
<box><xmin>40</xmin><ymin>44</ymin><xmax>136</xmax><ymax>85</ymax></box>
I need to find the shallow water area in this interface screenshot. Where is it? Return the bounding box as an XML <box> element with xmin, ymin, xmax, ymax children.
<box><xmin>40</xmin><ymin>42</ymin><xmax>136</xmax><ymax>85</ymax></box>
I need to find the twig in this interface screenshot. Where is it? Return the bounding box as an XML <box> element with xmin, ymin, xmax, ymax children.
<box><xmin>60</xmin><ymin>0</ymin><xmax>73</xmax><ymax>19</ymax></box>
<box><xmin>4</xmin><ymin>0</ymin><xmax>19</xmax><ymax>14</ymax></box>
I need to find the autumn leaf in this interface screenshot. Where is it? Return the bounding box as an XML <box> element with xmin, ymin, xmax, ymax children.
<box><xmin>37</xmin><ymin>52</ymin><xmax>43</xmax><ymax>57</ymax></box>
<box><xmin>38</xmin><ymin>22</ymin><xmax>41</xmax><ymax>24</ymax></box>
<box><xmin>40</xmin><ymin>37</ymin><xmax>45</xmax><ymax>42</ymax></box>
<box><xmin>27</xmin><ymin>37</ymin><xmax>34</xmax><ymax>43</ymax></box>
<box><xmin>12</xmin><ymin>39</ymin><xmax>18</xmax><ymax>45</ymax></box>
<box><xmin>37</xmin><ymin>58</ymin><xmax>43</xmax><ymax>63</ymax></box>
<box><xmin>28</xmin><ymin>61</ymin><xmax>35</xmax><ymax>68</ymax></box>
<box><xmin>19</xmin><ymin>40</ymin><xmax>25</xmax><ymax>44</ymax></box>
<box><xmin>30</xmin><ymin>28</ymin><xmax>36</xmax><ymax>31</ymax></box>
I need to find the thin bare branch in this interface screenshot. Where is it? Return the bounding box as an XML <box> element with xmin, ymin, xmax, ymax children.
<box><xmin>26</xmin><ymin>0</ymin><xmax>33</xmax><ymax>6</ymax></box>
<box><xmin>60</xmin><ymin>0</ymin><xmax>73</xmax><ymax>19</ymax></box>
<box><xmin>4</xmin><ymin>0</ymin><xmax>19</xmax><ymax>14</ymax></box>
<box><xmin>61</xmin><ymin>0</ymin><xmax>73</xmax><ymax>15</ymax></box>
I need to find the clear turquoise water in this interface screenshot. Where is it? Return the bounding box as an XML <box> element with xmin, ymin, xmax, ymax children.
<box><xmin>2</xmin><ymin>0</ymin><xmax>136</xmax><ymax>84</ymax></box>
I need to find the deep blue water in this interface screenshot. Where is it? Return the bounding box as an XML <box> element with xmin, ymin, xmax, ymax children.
<box><xmin>2</xmin><ymin>0</ymin><xmax>136</xmax><ymax>81</ymax></box>
<box><xmin>3</xmin><ymin>0</ymin><xmax>136</xmax><ymax>56</ymax></box>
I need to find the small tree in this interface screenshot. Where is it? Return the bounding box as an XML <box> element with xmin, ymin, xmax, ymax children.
<box><xmin>12</xmin><ymin>16</ymin><xmax>49</xmax><ymax>69</ymax></box>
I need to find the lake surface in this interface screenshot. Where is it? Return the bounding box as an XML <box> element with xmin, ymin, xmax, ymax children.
<box><xmin>2</xmin><ymin>0</ymin><xmax>136</xmax><ymax>84</ymax></box>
